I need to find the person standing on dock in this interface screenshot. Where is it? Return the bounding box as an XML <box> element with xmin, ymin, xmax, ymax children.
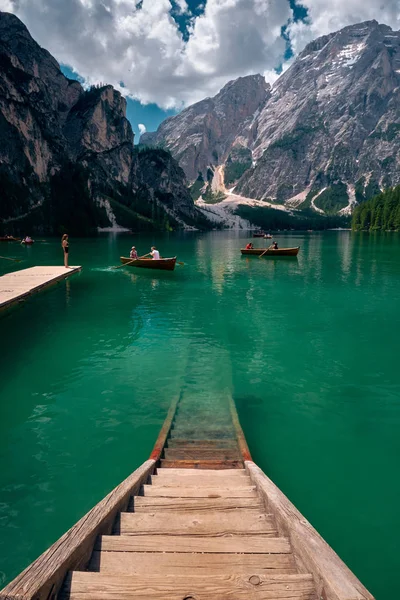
<box><xmin>61</xmin><ymin>234</ymin><xmax>69</xmax><ymax>268</ymax></box>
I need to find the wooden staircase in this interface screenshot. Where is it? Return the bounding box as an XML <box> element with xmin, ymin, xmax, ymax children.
<box><xmin>0</xmin><ymin>394</ymin><xmax>374</xmax><ymax>600</ymax></box>
<box><xmin>62</xmin><ymin>467</ymin><xmax>316</xmax><ymax>599</ymax></box>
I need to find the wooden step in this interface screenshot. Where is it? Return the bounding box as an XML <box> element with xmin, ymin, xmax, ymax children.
<box><xmin>63</xmin><ymin>572</ymin><xmax>316</xmax><ymax>599</ymax></box>
<box><xmin>119</xmin><ymin>510</ymin><xmax>277</xmax><ymax>536</ymax></box>
<box><xmin>89</xmin><ymin>550</ymin><xmax>297</xmax><ymax>575</ymax></box>
<box><xmin>143</xmin><ymin>485</ymin><xmax>258</xmax><ymax>498</ymax></box>
<box><xmin>155</xmin><ymin>468</ymin><xmax>247</xmax><ymax>477</ymax></box>
<box><xmin>160</xmin><ymin>459</ymin><xmax>243</xmax><ymax>469</ymax></box>
<box><xmin>170</xmin><ymin>429</ymin><xmax>235</xmax><ymax>439</ymax></box>
<box><xmin>132</xmin><ymin>496</ymin><xmax>263</xmax><ymax>512</ymax></box>
<box><xmin>163</xmin><ymin>448</ymin><xmax>241</xmax><ymax>460</ymax></box>
<box><xmin>149</xmin><ymin>475</ymin><xmax>252</xmax><ymax>488</ymax></box>
<box><xmin>167</xmin><ymin>438</ymin><xmax>238</xmax><ymax>448</ymax></box>
<box><xmin>96</xmin><ymin>534</ymin><xmax>292</xmax><ymax>554</ymax></box>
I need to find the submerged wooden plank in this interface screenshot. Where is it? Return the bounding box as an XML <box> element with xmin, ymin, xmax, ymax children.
<box><xmin>246</xmin><ymin>462</ymin><xmax>374</xmax><ymax>600</ymax></box>
<box><xmin>0</xmin><ymin>266</ymin><xmax>81</xmax><ymax>310</ymax></box>
<box><xmin>161</xmin><ymin>459</ymin><xmax>243</xmax><ymax>469</ymax></box>
<box><xmin>143</xmin><ymin>485</ymin><xmax>258</xmax><ymax>498</ymax></box>
<box><xmin>62</xmin><ymin>572</ymin><xmax>316</xmax><ymax>600</ymax></box>
<box><xmin>89</xmin><ymin>550</ymin><xmax>297</xmax><ymax>575</ymax></box>
<box><xmin>167</xmin><ymin>438</ymin><xmax>238</xmax><ymax>447</ymax></box>
<box><xmin>132</xmin><ymin>496</ymin><xmax>263</xmax><ymax>512</ymax></box>
<box><xmin>119</xmin><ymin>510</ymin><xmax>277</xmax><ymax>536</ymax></box>
<box><xmin>164</xmin><ymin>448</ymin><xmax>241</xmax><ymax>460</ymax></box>
<box><xmin>0</xmin><ymin>460</ymin><xmax>155</xmax><ymax>600</ymax></box>
<box><xmin>96</xmin><ymin>534</ymin><xmax>292</xmax><ymax>554</ymax></box>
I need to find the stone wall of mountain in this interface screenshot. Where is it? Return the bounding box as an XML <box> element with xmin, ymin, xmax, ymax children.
<box><xmin>141</xmin><ymin>75</ymin><xmax>270</xmax><ymax>182</ymax></box>
<box><xmin>0</xmin><ymin>12</ymin><xmax>206</xmax><ymax>235</ymax></box>
<box><xmin>142</xmin><ymin>20</ymin><xmax>400</xmax><ymax>217</ymax></box>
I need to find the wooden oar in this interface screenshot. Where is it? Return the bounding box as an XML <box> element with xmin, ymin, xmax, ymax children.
<box><xmin>112</xmin><ymin>255</ymin><xmax>148</xmax><ymax>269</ymax></box>
<box><xmin>0</xmin><ymin>255</ymin><xmax>22</xmax><ymax>262</ymax></box>
<box><xmin>259</xmin><ymin>245</ymin><xmax>273</xmax><ymax>258</ymax></box>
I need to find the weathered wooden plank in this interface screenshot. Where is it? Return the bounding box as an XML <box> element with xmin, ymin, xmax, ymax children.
<box><xmin>246</xmin><ymin>462</ymin><xmax>374</xmax><ymax>600</ymax></box>
<box><xmin>167</xmin><ymin>438</ymin><xmax>238</xmax><ymax>448</ymax></box>
<box><xmin>62</xmin><ymin>572</ymin><xmax>316</xmax><ymax>600</ymax></box>
<box><xmin>149</xmin><ymin>397</ymin><xmax>179</xmax><ymax>462</ymax></box>
<box><xmin>151</xmin><ymin>472</ymin><xmax>250</xmax><ymax>487</ymax></box>
<box><xmin>89</xmin><ymin>550</ymin><xmax>297</xmax><ymax>575</ymax></box>
<box><xmin>0</xmin><ymin>266</ymin><xmax>81</xmax><ymax>310</ymax></box>
<box><xmin>155</xmin><ymin>467</ymin><xmax>247</xmax><ymax>477</ymax></box>
<box><xmin>132</xmin><ymin>496</ymin><xmax>263</xmax><ymax>512</ymax></box>
<box><xmin>143</xmin><ymin>485</ymin><xmax>258</xmax><ymax>498</ymax></box>
<box><xmin>119</xmin><ymin>510</ymin><xmax>277</xmax><ymax>536</ymax></box>
<box><xmin>170</xmin><ymin>429</ymin><xmax>236</xmax><ymax>440</ymax></box>
<box><xmin>229</xmin><ymin>396</ymin><xmax>252</xmax><ymax>461</ymax></box>
<box><xmin>0</xmin><ymin>460</ymin><xmax>155</xmax><ymax>600</ymax></box>
<box><xmin>161</xmin><ymin>459</ymin><xmax>243</xmax><ymax>469</ymax></box>
<box><xmin>164</xmin><ymin>448</ymin><xmax>241</xmax><ymax>460</ymax></box>
<box><xmin>95</xmin><ymin>534</ymin><xmax>292</xmax><ymax>554</ymax></box>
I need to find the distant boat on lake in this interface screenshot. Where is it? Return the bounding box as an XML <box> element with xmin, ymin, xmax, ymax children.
<box><xmin>241</xmin><ymin>247</ymin><xmax>300</xmax><ymax>257</ymax></box>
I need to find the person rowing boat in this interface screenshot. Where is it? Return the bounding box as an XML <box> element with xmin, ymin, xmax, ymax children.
<box><xmin>141</xmin><ymin>246</ymin><xmax>160</xmax><ymax>260</ymax></box>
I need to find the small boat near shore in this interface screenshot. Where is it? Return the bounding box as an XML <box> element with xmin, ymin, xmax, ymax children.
<box><xmin>0</xmin><ymin>236</ymin><xmax>20</xmax><ymax>242</ymax></box>
<box><xmin>241</xmin><ymin>247</ymin><xmax>300</xmax><ymax>256</ymax></box>
<box><xmin>21</xmin><ymin>240</ymin><xmax>34</xmax><ymax>245</ymax></box>
<box><xmin>120</xmin><ymin>256</ymin><xmax>177</xmax><ymax>271</ymax></box>
<box><xmin>252</xmin><ymin>232</ymin><xmax>265</xmax><ymax>238</ymax></box>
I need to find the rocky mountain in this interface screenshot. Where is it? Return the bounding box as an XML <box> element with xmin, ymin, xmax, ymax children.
<box><xmin>141</xmin><ymin>75</ymin><xmax>270</xmax><ymax>182</ymax></box>
<box><xmin>143</xmin><ymin>20</ymin><xmax>400</xmax><ymax>217</ymax></box>
<box><xmin>0</xmin><ymin>12</ymin><xmax>206</xmax><ymax>235</ymax></box>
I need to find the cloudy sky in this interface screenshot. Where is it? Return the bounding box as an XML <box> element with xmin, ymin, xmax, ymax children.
<box><xmin>2</xmin><ymin>0</ymin><xmax>399</xmax><ymax>138</ymax></box>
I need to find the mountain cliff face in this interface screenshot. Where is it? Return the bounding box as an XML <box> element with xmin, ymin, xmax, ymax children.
<box><xmin>0</xmin><ymin>12</ymin><xmax>205</xmax><ymax>234</ymax></box>
<box><xmin>143</xmin><ymin>21</ymin><xmax>400</xmax><ymax>217</ymax></box>
<box><xmin>141</xmin><ymin>75</ymin><xmax>270</xmax><ymax>182</ymax></box>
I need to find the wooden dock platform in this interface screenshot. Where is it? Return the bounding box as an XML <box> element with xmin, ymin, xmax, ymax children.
<box><xmin>0</xmin><ymin>393</ymin><xmax>374</xmax><ymax>600</ymax></box>
<box><xmin>0</xmin><ymin>266</ymin><xmax>81</xmax><ymax>310</ymax></box>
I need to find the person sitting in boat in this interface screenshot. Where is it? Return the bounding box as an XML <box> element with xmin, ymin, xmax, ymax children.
<box><xmin>245</xmin><ymin>243</ymin><xmax>253</xmax><ymax>250</ymax></box>
<box><xmin>130</xmin><ymin>246</ymin><xmax>138</xmax><ymax>259</ymax></box>
<box><xmin>272</xmin><ymin>241</ymin><xmax>278</xmax><ymax>250</ymax></box>
<box><xmin>150</xmin><ymin>246</ymin><xmax>160</xmax><ymax>260</ymax></box>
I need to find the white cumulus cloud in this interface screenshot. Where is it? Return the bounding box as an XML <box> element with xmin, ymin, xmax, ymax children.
<box><xmin>288</xmin><ymin>0</ymin><xmax>400</xmax><ymax>55</ymax></box>
<box><xmin>6</xmin><ymin>0</ymin><xmax>292</xmax><ymax>108</ymax></box>
<box><xmin>4</xmin><ymin>0</ymin><xmax>400</xmax><ymax>110</ymax></box>
<box><xmin>138</xmin><ymin>123</ymin><xmax>147</xmax><ymax>136</ymax></box>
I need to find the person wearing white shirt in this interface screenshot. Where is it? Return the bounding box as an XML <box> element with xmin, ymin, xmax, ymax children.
<box><xmin>151</xmin><ymin>246</ymin><xmax>160</xmax><ymax>260</ymax></box>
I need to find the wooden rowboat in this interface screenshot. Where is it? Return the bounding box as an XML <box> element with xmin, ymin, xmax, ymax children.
<box><xmin>120</xmin><ymin>256</ymin><xmax>177</xmax><ymax>271</ymax></box>
<box><xmin>252</xmin><ymin>233</ymin><xmax>265</xmax><ymax>237</ymax></box>
<box><xmin>0</xmin><ymin>395</ymin><xmax>374</xmax><ymax>600</ymax></box>
<box><xmin>241</xmin><ymin>247</ymin><xmax>300</xmax><ymax>256</ymax></box>
<box><xmin>0</xmin><ymin>236</ymin><xmax>20</xmax><ymax>242</ymax></box>
<box><xmin>21</xmin><ymin>240</ymin><xmax>34</xmax><ymax>245</ymax></box>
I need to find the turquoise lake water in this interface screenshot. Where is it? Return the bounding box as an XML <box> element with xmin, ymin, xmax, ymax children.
<box><xmin>0</xmin><ymin>231</ymin><xmax>399</xmax><ymax>598</ymax></box>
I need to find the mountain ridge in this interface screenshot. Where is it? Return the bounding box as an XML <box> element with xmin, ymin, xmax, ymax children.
<box><xmin>0</xmin><ymin>12</ymin><xmax>208</xmax><ymax>235</ymax></box>
<box><xmin>142</xmin><ymin>19</ymin><xmax>400</xmax><ymax>218</ymax></box>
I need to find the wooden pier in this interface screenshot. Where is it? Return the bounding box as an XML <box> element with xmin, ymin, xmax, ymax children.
<box><xmin>0</xmin><ymin>266</ymin><xmax>81</xmax><ymax>310</ymax></box>
<box><xmin>0</xmin><ymin>393</ymin><xmax>374</xmax><ymax>600</ymax></box>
